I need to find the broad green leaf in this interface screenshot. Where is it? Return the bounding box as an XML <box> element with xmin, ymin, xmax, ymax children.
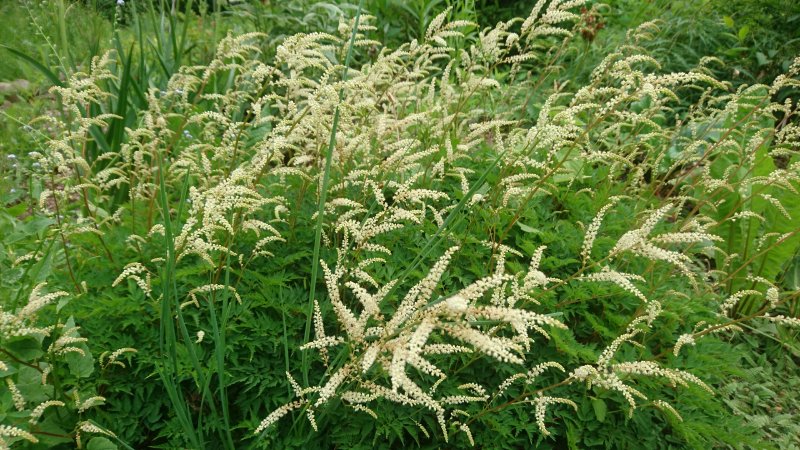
<box><xmin>738</xmin><ymin>25</ymin><xmax>750</xmax><ymax>41</ymax></box>
<box><xmin>697</xmin><ymin>86</ymin><xmax>799</xmax><ymax>299</ymax></box>
<box><xmin>591</xmin><ymin>398</ymin><xmax>608</xmax><ymax>422</ymax></box>
<box><xmin>784</xmin><ymin>255</ymin><xmax>800</xmax><ymax>290</ymax></box>
<box><xmin>35</xmin><ymin>414</ymin><xmax>73</xmax><ymax>447</ymax></box>
<box><xmin>4</xmin><ymin>336</ymin><xmax>43</xmax><ymax>361</ymax></box>
<box><xmin>87</xmin><ymin>437</ymin><xmax>118</xmax><ymax>450</ymax></box>
<box><xmin>66</xmin><ymin>347</ymin><xmax>95</xmax><ymax>378</ymax></box>
<box><xmin>723</xmin><ymin>15</ymin><xmax>734</xmax><ymax>28</ymax></box>
<box><xmin>16</xmin><ymin>366</ymin><xmax>52</xmax><ymax>403</ymax></box>
<box><xmin>64</xmin><ymin>317</ymin><xmax>95</xmax><ymax>378</ymax></box>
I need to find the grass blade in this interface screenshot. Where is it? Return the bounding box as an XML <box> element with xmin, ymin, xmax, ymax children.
<box><xmin>301</xmin><ymin>0</ymin><xmax>365</xmax><ymax>387</ymax></box>
<box><xmin>1</xmin><ymin>45</ymin><xmax>64</xmax><ymax>87</ymax></box>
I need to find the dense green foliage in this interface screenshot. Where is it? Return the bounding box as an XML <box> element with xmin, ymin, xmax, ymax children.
<box><xmin>1</xmin><ymin>1</ymin><xmax>799</xmax><ymax>449</ymax></box>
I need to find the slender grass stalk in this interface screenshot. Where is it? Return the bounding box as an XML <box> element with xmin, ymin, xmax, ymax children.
<box><xmin>156</xmin><ymin>162</ymin><xmax>235</xmax><ymax>448</ymax></box>
<box><xmin>302</xmin><ymin>0</ymin><xmax>365</xmax><ymax>387</ymax></box>
<box><xmin>282</xmin><ymin>304</ymin><xmax>291</xmax><ymax>397</ymax></box>
<box><xmin>56</xmin><ymin>0</ymin><xmax>75</xmax><ymax>71</ymax></box>
<box><xmin>210</xmin><ymin>243</ymin><xmax>236</xmax><ymax>449</ymax></box>
<box><xmin>155</xmin><ymin>157</ymin><xmax>204</xmax><ymax>449</ymax></box>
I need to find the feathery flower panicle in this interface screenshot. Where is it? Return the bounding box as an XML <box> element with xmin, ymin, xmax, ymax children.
<box><xmin>77</xmin><ymin>421</ymin><xmax>115</xmax><ymax>437</ymax></box>
<box><xmin>761</xmin><ymin>314</ymin><xmax>800</xmax><ymax>328</ymax></box>
<box><xmin>19</xmin><ymin>283</ymin><xmax>69</xmax><ymax>318</ymax></box>
<box><xmin>534</xmin><ymin>396</ymin><xmax>578</xmax><ymax>436</ymax></box>
<box><xmin>75</xmin><ymin>394</ymin><xmax>106</xmax><ymax>414</ymax></box>
<box><xmin>609</xmin><ymin>205</ymin><xmax>721</xmax><ymax>282</ymax></box>
<box><xmin>0</xmin><ymin>425</ymin><xmax>38</xmax><ymax>446</ymax></box>
<box><xmin>581</xmin><ymin>197</ymin><xmax>623</xmax><ymax>262</ymax></box>
<box><xmin>581</xmin><ymin>266</ymin><xmax>649</xmax><ymax>303</ymax></box>
<box><xmin>99</xmin><ymin>348</ymin><xmax>138</xmax><ymax>370</ymax></box>
<box><xmin>653</xmin><ymin>400</ymin><xmax>683</xmax><ymax>422</ymax></box>
<box><xmin>673</xmin><ymin>334</ymin><xmax>696</xmax><ymax>356</ymax></box>
<box><xmin>6</xmin><ymin>379</ymin><xmax>25</xmax><ymax>411</ymax></box>
<box><xmin>48</xmin><ymin>329</ymin><xmax>89</xmax><ymax>356</ymax></box>
<box><xmin>259</xmin><ymin>245</ymin><xmax>569</xmax><ymax>440</ymax></box>
<box><xmin>112</xmin><ymin>263</ymin><xmax>152</xmax><ymax>297</ymax></box>
<box><xmin>28</xmin><ymin>401</ymin><xmax>65</xmax><ymax>425</ymax></box>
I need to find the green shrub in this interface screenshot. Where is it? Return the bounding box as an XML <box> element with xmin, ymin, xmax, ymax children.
<box><xmin>0</xmin><ymin>210</ymin><xmax>136</xmax><ymax>449</ymax></box>
<box><xmin>2</xmin><ymin>0</ymin><xmax>799</xmax><ymax>448</ymax></box>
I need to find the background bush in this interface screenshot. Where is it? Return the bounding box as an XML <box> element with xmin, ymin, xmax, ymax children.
<box><xmin>1</xmin><ymin>1</ymin><xmax>799</xmax><ymax>448</ymax></box>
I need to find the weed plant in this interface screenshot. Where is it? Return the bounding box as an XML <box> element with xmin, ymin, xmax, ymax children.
<box><xmin>1</xmin><ymin>0</ymin><xmax>800</xmax><ymax>448</ymax></box>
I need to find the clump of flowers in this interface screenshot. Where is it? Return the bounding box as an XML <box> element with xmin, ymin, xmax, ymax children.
<box><xmin>1</xmin><ymin>284</ymin><xmax>134</xmax><ymax>449</ymax></box>
<box><xmin>14</xmin><ymin>0</ymin><xmax>800</xmax><ymax>446</ymax></box>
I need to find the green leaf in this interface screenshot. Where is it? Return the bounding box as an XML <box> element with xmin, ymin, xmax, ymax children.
<box><xmin>4</xmin><ymin>336</ymin><xmax>43</xmax><ymax>361</ymax></box>
<box><xmin>4</xmin><ymin>202</ymin><xmax>27</xmax><ymax>218</ymax></box>
<box><xmin>738</xmin><ymin>25</ymin><xmax>750</xmax><ymax>41</ymax></box>
<box><xmin>35</xmin><ymin>414</ymin><xmax>73</xmax><ymax>447</ymax></box>
<box><xmin>66</xmin><ymin>347</ymin><xmax>95</xmax><ymax>378</ymax></box>
<box><xmin>0</xmin><ymin>45</ymin><xmax>64</xmax><ymax>87</ymax></box>
<box><xmin>723</xmin><ymin>15</ymin><xmax>734</xmax><ymax>28</ymax></box>
<box><xmin>64</xmin><ymin>317</ymin><xmax>95</xmax><ymax>378</ymax></box>
<box><xmin>87</xmin><ymin>437</ymin><xmax>118</xmax><ymax>450</ymax></box>
<box><xmin>107</xmin><ymin>44</ymin><xmax>136</xmax><ymax>157</ymax></box>
<box><xmin>565</xmin><ymin>419</ymin><xmax>581</xmax><ymax>449</ymax></box>
<box><xmin>591</xmin><ymin>398</ymin><xmax>607</xmax><ymax>423</ymax></box>
<box><xmin>16</xmin><ymin>366</ymin><xmax>52</xmax><ymax>403</ymax></box>
<box><xmin>516</xmin><ymin>222</ymin><xmax>540</xmax><ymax>234</ymax></box>
<box><xmin>698</xmin><ymin>86</ymin><xmax>799</xmax><ymax>300</ymax></box>
<box><xmin>784</xmin><ymin>255</ymin><xmax>800</xmax><ymax>290</ymax></box>
<box><xmin>754</xmin><ymin>186</ymin><xmax>800</xmax><ymax>284</ymax></box>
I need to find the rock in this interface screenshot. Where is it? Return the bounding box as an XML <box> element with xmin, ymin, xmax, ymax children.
<box><xmin>0</xmin><ymin>79</ymin><xmax>31</xmax><ymax>96</ymax></box>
